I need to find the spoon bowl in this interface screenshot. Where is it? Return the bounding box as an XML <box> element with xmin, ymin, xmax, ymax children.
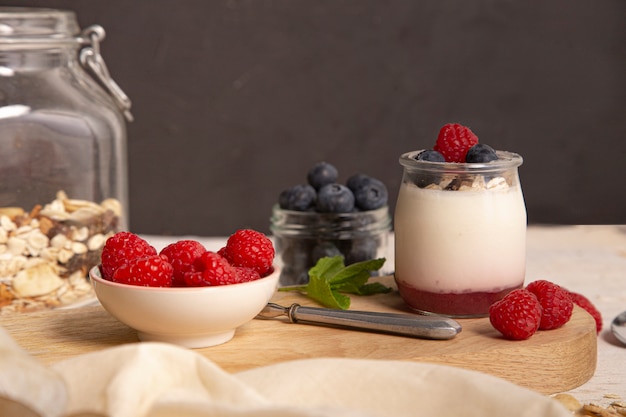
<box><xmin>610</xmin><ymin>310</ymin><xmax>626</xmax><ymax>346</ymax></box>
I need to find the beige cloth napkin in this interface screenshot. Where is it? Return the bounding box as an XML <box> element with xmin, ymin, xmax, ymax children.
<box><xmin>0</xmin><ymin>327</ymin><xmax>67</xmax><ymax>417</ymax></box>
<box><xmin>0</xmin><ymin>326</ymin><xmax>571</xmax><ymax>417</ymax></box>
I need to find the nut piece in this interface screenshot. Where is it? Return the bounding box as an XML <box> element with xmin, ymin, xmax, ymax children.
<box><xmin>0</xmin><ymin>254</ymin><xmax>27</xmax><ymax>277</ymax></box>
<box><xmin>486</xmin><ymin>176</ymin><xmax>509</xmax><ymax>190</ymax></box>
<box><xmin>87</xmin><ymin>234</ymin><xmax>106</xmax><ymax>251</ymax></box>
<box><xmin>580</xmin><ymin>401</ymin><xmax>626</xmax><ymax>417</ymax></box>
<box><xmin>0</xmin><ymin>207</ymin><xmax>25</xmax><ymax>218</ymax></box>
<box><xmin>552</xmin><ymin>393</ymin><xmax>582</xmax><ymax>412</ymax></box>
<box><xmin>0</xmin><ymin>283</ymin><xmax>14</xmax><ymax>307</ymax></box>
<box><xmin>101</xmin><ymin>198</ymin><xmax>123</xmax><ymax>217</ymax></box>
<box><xmin>0</xmin><ymin>216</ymin><xmax>17</xmax><ymax>232</ymax></box>
<box><xmin>12</xmin><ymin>264</ymin><xmax>64</xmax><ymax>298</ymax></box>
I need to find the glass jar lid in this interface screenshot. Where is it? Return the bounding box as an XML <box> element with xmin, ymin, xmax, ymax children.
<box><xmin>0</xmin><ymin>7</ymin><xmax>81</xmax><ymax>45</ymax></box>
<box><xmin>0</xmin><ymin>7</ymin><xmax>133</xmax><ymax>120</ymax></box>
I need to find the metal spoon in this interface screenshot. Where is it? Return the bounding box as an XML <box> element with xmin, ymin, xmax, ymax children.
<box><xmin>256</xmin><ymin>302</ymin><xmax>462</xmax><ymax>340</ymax></box>
<box><xmin>611</xmin><ymin>310</ymin><xmax>626</xmax><ymax>346</ymax></box>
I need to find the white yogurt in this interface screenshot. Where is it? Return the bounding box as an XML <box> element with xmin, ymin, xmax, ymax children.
<box><xmin>394</xmin><ymin>182</ymin><xmax>526</xmax><ymax>293</ymax></box>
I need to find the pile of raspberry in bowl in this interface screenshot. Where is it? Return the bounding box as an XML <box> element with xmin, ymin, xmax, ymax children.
<box><xmin>99</xmin><ymin>229</ymin><xmax>275</xmax><ymax>287</ymax></box>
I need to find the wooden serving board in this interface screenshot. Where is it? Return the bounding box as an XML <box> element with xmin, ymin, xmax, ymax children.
<box><xmin>0</xmin><ymin>277</ymin><xmax>597</xmax><ymax>395</ymax></box>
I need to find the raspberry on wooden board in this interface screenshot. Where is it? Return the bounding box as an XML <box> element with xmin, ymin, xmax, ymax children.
<box><xmin>489</xmin><ymin>289</ymin><xmax>543</xmax><ymax>340</ymax></box>
<box><xmin>526</xmin><ymin>280</ymin><xmax>573</xmax><ymax>330</ymax></box>
<box><xmin>567</xmin><ymin>291</ymin><xmax>603</xmax><ymax>334</ymax></box>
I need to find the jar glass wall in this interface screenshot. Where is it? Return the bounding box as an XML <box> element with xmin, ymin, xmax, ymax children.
<box><xmin>393</xmin><ymin>150</ymin><xmax>527</xmax><ymax>318</ymax></box>
<box><xmin>270</xmin><ymin>205</ymin><xmax>392</xmax><ymax>286</ymax></box>
<box><xmin>0</xmin><ymin>7</ymin><xmax>129</xmax><ymax>313</ymax></box>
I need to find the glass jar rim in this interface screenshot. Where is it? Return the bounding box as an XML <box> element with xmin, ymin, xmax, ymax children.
<box><xmin>270</xmin><ymin>204</ymin><xmax>392</xmax><ymax>237</ymax></box>
<box><xmin>399</xmin><ymin>150</ymin><xmax>523</xmax><ymax>173</ymax></box>
<box><xmin>0</xmin><ymin>7</ymin><xmax>81</xmax><ymax>45</ymax></box>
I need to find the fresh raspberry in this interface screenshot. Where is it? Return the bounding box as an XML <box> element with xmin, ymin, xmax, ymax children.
<box><xmin>112</xmin><ymin>254</ymin><xmax>173</xmax><ymax>287</ymax></box>
<box><xmin>234</xmin><ymin>267</ymin><xmax>261</xmax><ymax>283</ymax></box>
<box><xmin>489</xmin><ymin>289</ymin><xmax>542</xmax><ymax>340</ymax></box>
<box><xmin>217</xmin><ymin>246</ymin><xmax>229</xmax><ymax>259</ymax></box>
<box><xmin>567</xmin><ymin>291</ymin><xmax>602</xmax><ymax>334</ymax></box>
<box><xmin>182</xmin><ymin>271</ymin><xmax>205</xmax><ymax>287</ymax></box>
<box><xmin>220</xmin><ymin>229</ymin><xmax>275</xmax><ymax>276</ymax></box>
<box><xmin>526</xmin><ymin>280</ymin><xmax>574</xmax><ymax>330</ymax></box>
<box><xmin>433</xmin><ymin>123</ymin><xmax>479</xmax><ymax>162</ymax></box>
<box><xmin>184</xmin><ymin>251</ymin><xmax>238</xmax><ymax>286</ymax></box>
<box><xmin>101</xmin><ymin>232</ymin><xmax>157</xmax><ymax>280</ymax></box>
<box><xmin>159</xmin><ymin>240</ymin><xmax>206</xmax><ymax>287</ymax></box>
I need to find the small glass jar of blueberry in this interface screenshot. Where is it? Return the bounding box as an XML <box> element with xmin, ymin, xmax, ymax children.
<box><xmin>270</xmin><ymin>162</ymin><xmax>392</xmax><ymax>286</ymax></box>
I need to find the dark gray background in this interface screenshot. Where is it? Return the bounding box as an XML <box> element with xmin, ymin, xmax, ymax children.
<box><xmin>5</xmin><ymin>1</ymin><xmax>626</xmax><ymax>236</ymax></box>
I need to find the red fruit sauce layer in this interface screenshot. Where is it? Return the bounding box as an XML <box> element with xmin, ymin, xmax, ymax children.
<box><xmin>397</xmin><ymin>282</ymin><xmax>523</xmax><ymax>318</ymax></box>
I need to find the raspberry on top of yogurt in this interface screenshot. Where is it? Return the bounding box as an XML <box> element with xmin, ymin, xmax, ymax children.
<box><xmin>412</xmin><ymin>123</ymin><xmax>515</xmax><ymax>191</ymax></box>
<box><xmin>416</xmin><ymin>123</ymin><xmax>499</xmax><ymax>164</ymax></box>
<box><xmin>433</xmin><ymin>123</ymin><xmax>479</xmax><ymax>162</ymax></box>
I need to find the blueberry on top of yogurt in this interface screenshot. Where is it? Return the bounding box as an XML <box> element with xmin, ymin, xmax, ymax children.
<box><xmin>415</xmin><ymin>150</ymin><xmax>446</xmax><ymax>162</ymax></box>
<box><xmin>465</xmin><ymin>144</ymin><xmax>498</xmax><ymax>163</ymax></box>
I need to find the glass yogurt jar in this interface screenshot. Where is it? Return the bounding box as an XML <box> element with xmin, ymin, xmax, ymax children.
<box><xmin>394</xmin><ymin>150</ymin><xmax>527</xmax><ymax>317</ymax></box>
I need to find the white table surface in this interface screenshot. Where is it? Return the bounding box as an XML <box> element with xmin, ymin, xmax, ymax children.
<box><xmin>142</xmin><ymin>224</ymin><xmax>626</xmax><ymax>407</ymax></box>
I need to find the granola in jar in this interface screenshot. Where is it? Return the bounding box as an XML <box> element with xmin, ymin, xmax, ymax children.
<box><xmin>0</xmin><ymin>191</ymin><xmax>121</xmax><ymax>314</ymax></box>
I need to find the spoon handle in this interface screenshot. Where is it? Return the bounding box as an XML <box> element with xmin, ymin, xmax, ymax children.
<box><xmin>285</xmin><ymin>303</ymin><xmax>461</xmax><ymax>340</ymax></box>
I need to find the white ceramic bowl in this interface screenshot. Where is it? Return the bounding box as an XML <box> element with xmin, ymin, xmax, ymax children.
<box><xmin>89</xmin><ymin>266</ymin><xmax>280</xmax><ymax>348</ymax></box>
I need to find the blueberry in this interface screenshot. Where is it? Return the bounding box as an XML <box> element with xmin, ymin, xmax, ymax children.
<box><xmin>311</xmin><ymin>241</ymin><xmax>343</xmax><ymax>262</ymax></box>
<box><xmin>316</xmin><ymin>183</ymin><xmax>355</xmax><ymax>213</ymax></box>
<box><xmin>465</xmin><ymin>144</ymin><xmax>498</xmax><ymax>163</ymax></box>
<box><xmin>346</xmin><ymin>173</ymin><xmax>371</xmax><ymax>192</ymax></box>
<box><xmin>353</xmin><ymin>177</ymin><xmax>388</xmax><ymax>210</ymax></box>
<box><xmin>307</xmin><ymin>162</ymin><xmax>338</xmax><ymax>190</ymax></box>
<box><xmin>341</xmin><ymin>237</ymin><xmax>380</xmax><ymax>265</ymax></box>
<box><xmin>278</xmin><ymin>184</ymin><xmax>317</xmax><ymax>211</ymax></box>
<box><xmin>347</xmin><ymin>174</ymin><xmax>388</xmax><ymax>210</ymax></box>
<box><xmin>415</xmin><ymin>150</ymin><xmax>445</xmax><ymax>162</ymax></box>
<box><xmin>412</xmin><ymin>173</ymin><xmax>440</xmax><ymax>188</ymax></box>
<box><xmin>276</xmin><ymin>236</ymin><xmax>315</xmax><ymax>285</ymax></box>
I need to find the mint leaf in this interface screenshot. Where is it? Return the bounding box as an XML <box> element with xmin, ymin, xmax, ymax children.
<box><xmin>329</xmin><ymin>289</ymin><xmax>351</xmax><ymax>310</ymax></box>
<box><xmin>304</xmin><ymin>257</ymin><xmax>350</xmax><ymax>309</ymax></box>
<box><xmin>353</xmin><ymin>282</ymin><xmax>393</xmax><ymax>296</ymax></box>
<box><xmin>330</xmin><ymin>258</ymin><xmax>386</xmax><ymax>293</ymax></box>
<box><xmin>278</xmin><ymin>256</ymin><xmax>390</xmax><ymax>309</ymax></box>
<box><xmin>309</xmin><ymin>256</ymin><xmax>344</xmax><ymax>281</ymax></box>
<box><xmin>304</xmin><ymin>263</ymin><xmax>339</xmax><ymax>308</ymax></box>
